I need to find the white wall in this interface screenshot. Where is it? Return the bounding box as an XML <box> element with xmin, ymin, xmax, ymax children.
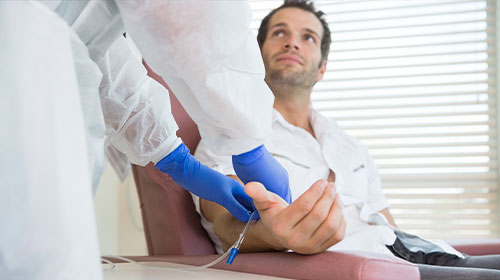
<box><xmin>93</xmin><ymin>164</ymin><xmax>147</xmax><ymax>256</ymax></box>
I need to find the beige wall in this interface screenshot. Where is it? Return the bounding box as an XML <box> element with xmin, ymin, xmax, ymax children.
<box><xmin>93</xmin><ymin>164</ymin><xmax>147</xmax><ymax>256</ymax></box>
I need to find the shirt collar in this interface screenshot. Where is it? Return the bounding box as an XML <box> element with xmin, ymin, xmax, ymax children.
<box><xmin>272</xmin><ymin>106</ymin><xmax>339</xmax><ymax>143</ymax></box>
<box><xmin>310</xmin><ymin>106</ymin><xmax>337</xmax><ymax>146</ymax></box>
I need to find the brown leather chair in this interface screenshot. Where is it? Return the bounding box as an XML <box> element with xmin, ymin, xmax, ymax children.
<box><xmin>126</xmin><ymin>65</ymin><xmax>500</xmax><ymax>280</ymax></box>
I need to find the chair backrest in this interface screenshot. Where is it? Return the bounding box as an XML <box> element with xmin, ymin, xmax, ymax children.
<box><xmin>131</xmin><ymin>64</ymin><xmax>216</xmax><ymax>256</ymax></box>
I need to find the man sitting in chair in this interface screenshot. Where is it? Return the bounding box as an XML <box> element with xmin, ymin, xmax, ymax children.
<box><xmin>191</xmin><ymin>1</ymin><xmax>500</xmax><ymax>279</ymax></box>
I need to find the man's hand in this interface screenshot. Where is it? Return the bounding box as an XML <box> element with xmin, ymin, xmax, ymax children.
<box><xmin>245</xmin><ymin>179</ymin><xmax>346</xmax><ymax>254</ymax></box>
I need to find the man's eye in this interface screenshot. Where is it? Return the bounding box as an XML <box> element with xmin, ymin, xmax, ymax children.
<box><xmin>304</xmin><ymin>35</ymin><xmax>315</xmax><ymax>43</ymax></box>
<box><xmin>272</xmin><ymin>30</ymin><xmax>284</xmax><ymax>37</ymax></box>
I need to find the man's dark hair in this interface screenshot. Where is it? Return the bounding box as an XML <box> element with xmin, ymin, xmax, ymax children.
<box><xmin>257</xmin><ymin>0</ymin><xmax>331</xmax><ymax>63</ymax></box>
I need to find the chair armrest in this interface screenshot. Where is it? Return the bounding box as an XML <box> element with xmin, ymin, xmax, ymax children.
<box><xmin>448</xmin><ymin>239</ymin><xmax>500</xmax><ymax>256</ymax></box>
<box><xmin>113</xmin><ymin>251</ymin><xmax>419</xmax><ymax>280</ymax></box>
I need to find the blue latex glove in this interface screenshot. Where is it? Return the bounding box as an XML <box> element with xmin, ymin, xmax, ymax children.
<box><xmin>156</xmin><ymin>143</ymin><xmax>253</xmax><ymax>222</ymax></box>
<box><xmin>232</xmin><ymin>145</ymin><xmax>292</xmax><ymax>204</ymax></box>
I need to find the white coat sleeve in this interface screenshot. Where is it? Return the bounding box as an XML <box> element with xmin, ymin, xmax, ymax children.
<box><xmin>99</xmin><ymin>37</ymin><xmax>182</xmax><ymax>165</ymax></box>
<box><xmin>115</xmin><ymin>0</ymin><xmax>274</xmax><ymax>155</ymax></box>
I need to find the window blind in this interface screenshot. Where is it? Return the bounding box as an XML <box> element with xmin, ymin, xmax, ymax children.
<box><xmin>249</xmin><ymin>0</ymin><xmax>498</xmax><ymax>239</ymax></box>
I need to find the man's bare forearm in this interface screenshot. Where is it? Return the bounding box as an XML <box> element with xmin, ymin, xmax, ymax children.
<box><xmin>200</xmin><ymin>179</ymin><xmax>345</xmax><ymax>255</ymax></box>
<box><xmin>200</xmin><ymin>199</ymin><xmax>284</xmax><ymax>252</ymax></box>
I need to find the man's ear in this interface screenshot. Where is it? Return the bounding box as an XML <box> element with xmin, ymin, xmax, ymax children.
<box><xmin>316</xmin><ymin>60</ymin><xmax>327</xmax><ymax>82</ymax></box>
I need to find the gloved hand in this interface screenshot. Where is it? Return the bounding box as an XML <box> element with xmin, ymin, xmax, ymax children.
<box><xmin>156</xmin><ymin>143</ymin><xmax>253</xmax><ymax>222</ymax></box>
<box><xmin>232</xmin><ymin>145</ymin><xmax>292</xmax><ymax>204</ymax></box>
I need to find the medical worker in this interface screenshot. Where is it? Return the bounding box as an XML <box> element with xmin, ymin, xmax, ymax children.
<box><xmin>0</xmin><ymin>1</ymin><xmax>290</xmax><ymax>279</ymax></box>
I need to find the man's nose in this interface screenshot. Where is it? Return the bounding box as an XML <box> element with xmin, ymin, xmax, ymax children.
<box><xmin>283</xmin><ymin>34</ymin><xmax>300</xmax><ymax>51</ymax></box>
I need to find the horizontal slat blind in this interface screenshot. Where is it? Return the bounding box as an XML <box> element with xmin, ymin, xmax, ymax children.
<box><xmin>250</xmin><ymin>0</ymin><xmax>498</xmax><ymax>240</ymax></box>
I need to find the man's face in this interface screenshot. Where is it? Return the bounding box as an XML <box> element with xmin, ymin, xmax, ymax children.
<box><xmin>261</xmin><ymin>7</ymin><xmax>327</xmax><ymax>89</ymax></box>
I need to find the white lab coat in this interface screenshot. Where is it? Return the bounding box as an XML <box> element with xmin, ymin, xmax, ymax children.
<box><xmin>55</xmin><ymin>0</ymin><xmax>274</xmax><ymax>159</ymax></box>
<box><xmin>0</xmin><ymin>0</ymin><xmax>274</xmax><ymax>279</ymax></box>
<box><xmin>0</xmin><ymin>2</ymin><xmax>103</xmax><ymax>279</ymax></box>
<box><xmin>115</xmin><ymin>0</ymin><xmax>274</xmax><ymax>155</ymax></box>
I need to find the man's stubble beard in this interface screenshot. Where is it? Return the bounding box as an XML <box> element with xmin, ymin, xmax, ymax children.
<box><xmin>266</xmin><ymin>63</ymin><xmax>318</xmax><ymax>89</ymax></box>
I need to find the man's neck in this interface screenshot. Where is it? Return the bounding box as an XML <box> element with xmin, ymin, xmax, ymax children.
<box><xmin>270</xmin><ymin>84</ymin><xmax>315</xmax><ymax>136</ymax></box>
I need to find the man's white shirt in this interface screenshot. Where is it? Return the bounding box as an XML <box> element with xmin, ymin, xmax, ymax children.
<box><xmin>192</xmin><ymin>107</ymin><xmax>461</xmax><ymax>257</ymax></box>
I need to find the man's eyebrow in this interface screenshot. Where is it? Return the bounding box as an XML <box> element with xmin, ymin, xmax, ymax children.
<box><xmin>304</xmin><ymin>28</ymin><xmax>320</xmax><ymax>39</ymax></box>
<box><xmin>269</xmin><ymin>22</ymin><xmax>321</xmax><ymax>39</ymax></box>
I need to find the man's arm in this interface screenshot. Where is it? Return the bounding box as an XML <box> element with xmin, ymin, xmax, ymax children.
<box><xmin>200</xmin><ymin>177</ymin><xmax>346</xmax><ymax>254</ymax></box>
<box><xmin>201</xmin><ymin>198</ymin><xmax>283</xmax><ymax>252</ymax></box>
